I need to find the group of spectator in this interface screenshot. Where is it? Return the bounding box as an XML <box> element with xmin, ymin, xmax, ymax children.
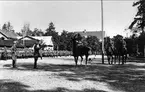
<box><xmin>0</xmin><ymin>43</ymin><xmax>72</xmax><ymax>60</ymax></box>
<box><xmin>0</xmin><ymin>40</ymin><xmax>72</xmax><ymax>68</ymax></box>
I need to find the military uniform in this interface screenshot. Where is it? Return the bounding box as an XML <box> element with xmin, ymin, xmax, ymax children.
<box><xmin>33</xmin><ymin>42</ymin><xmax>42</xmax><ymax>68</ymax></box>
<box><xmin>34</xmin><ymin>43</ymin><xmax>41</xmax><ymax>58</ymax></box>
<box><xmin>11</xmin><ymin>42</ymin><xmax>17</xmax><ymax>68</ymax></box>
<box><xmin>11</xmin><ymin>44</ymin><xmax>17</xmax><ymax>61</ymax></box>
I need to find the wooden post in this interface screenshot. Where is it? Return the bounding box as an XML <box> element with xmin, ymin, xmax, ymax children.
<box><xmin>144</xmin><ymin>45</ymin><xmax>145</xmax><ymax>57</ymax></box>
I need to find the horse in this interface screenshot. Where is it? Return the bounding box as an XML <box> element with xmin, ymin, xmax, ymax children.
<box><xmin>114</xmin><ymin>38</ymin><xmax>128</xmax><ymax>65</ymax></box>
<box><xmin>104</xmin><ymin>37</ymin><xmax>123</xmax><ymax>65</ymax></box>
<box><xmin>104</xmin><ymin>37</ymin><xmax>115</xmax><ymax>64</ymax></box>
<box><xmin>72</xmin><ymin>37</ymin><xmax>90</xmax><ymax>66</ymax></box>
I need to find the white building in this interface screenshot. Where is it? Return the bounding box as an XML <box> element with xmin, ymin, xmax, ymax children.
<box><xmin>33</xmin><ymin>36</ymin><xmax>54</xmax><ymax>50</ymax></box>
<box><xmin>17</xmin><ymin>36</ymin><xmax>54</xmax><ymax>50</ymax></box>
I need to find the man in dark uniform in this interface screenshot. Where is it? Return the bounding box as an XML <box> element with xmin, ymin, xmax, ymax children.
<box><xmin>11</xmin><ymin>41</ymin><xmax>18</xmax><ymax>68</ymax></box>
<box><xmin>33</xmin><ymin>41</ymin><xmax>41</xmax><ymax>69</ymax></box>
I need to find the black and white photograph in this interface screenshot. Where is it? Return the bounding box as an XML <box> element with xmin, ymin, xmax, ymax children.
<box><xmin>0</xmin><ymin>0</ymin><xmax>145</xmax><ymax>92</ymax></box>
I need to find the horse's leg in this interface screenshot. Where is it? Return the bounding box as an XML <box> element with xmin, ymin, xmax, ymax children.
<box><xmin>116</xmin><ymin>55</ymin><xmax>118</xmax><ymax>64</ymax></box>
<box><xmin>117</xmin><ymin>54</ymin><xmax>119</xmax><ymax>64</ymax></box>
<box><xmin>85</xmin><ymin>55</ymin><xmax>88</xmax><ymax>65</ymax></box>
<box><xmin>124</xmin><ymin>54</ymin><xmax>127</xmax><ymax>64</ymax></box>
<box><xmin>107</xmin><ymin>55</ymin><xmax>110</xmax><ymax>64</ymax></box>
<box><xmin>118</xmin><ymin>55</ymin><xmax>121</xmax><ymax>65</ymax></box>
<box><xmin>40</xmin><ymin>53</ymin><xmax>42</xmax><ymax>60</ymax></box>
<box><xmin>114</xmin><ymin>55</ymin><xmax>117</xmax><ymax>64</ymax></box>
<box><xmin>122</xmin><ymin>55</ymin><xmax>124</xmax><ymax>65</ymax></box>
<box><xmin>80</xmin><ymin>56</ymin><xmax>83</xmax><ymax>65</ymax></box>
<box><xmin>74</xmin><ymin>56</ymin><xmax>78</xmax><ymax>66</ymax></box>
<box><xmin>76</xmin><ymin>56</ymin><xmax>79</xmax><ymax>65</ymax></box>
<box><xmin>111</xmin><ymin>55</ymin><xmax>114</xmax><ymax>64</ymax></box>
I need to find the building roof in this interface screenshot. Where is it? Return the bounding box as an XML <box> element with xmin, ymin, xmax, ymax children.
<box><xmin>0</xmin><ymin>29</ymin><xmax>18</xmax><ymax>39</ymax></box>
<box><xmin>18</xmin><ymin>36</ymin><xmax>38</xmax><ymax>41</ymax></box>
<box><xmin>18</xmin><ymin>36</ymin><xmax>53</xmax><ymax>46</ymax></box>
<box><xmin>33</xmin><ymin>36</ymin><xmax>53</xmax><ymax>46</ymax></box>
<box><xmin>74</xmin><ymin>31</ymin><xmax>105</xmax><ymax>40</ymax></box>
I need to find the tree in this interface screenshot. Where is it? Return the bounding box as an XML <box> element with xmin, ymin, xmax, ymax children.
<box><xmin>7</xmin><ymin>22</ymin><xmax>13</xmax><ymax>31</ymax></box>
<box><xmin>128</xmin><ymin>0</ymin><xmax>145</xmax><ymax>57</ymax></box>
<box><xmin>21</xmin><ymin>23</ymin><xmax>30</xmax><ymax>36</ymax></box>
<box><xmin>59</xmin><ymin>30</ymin><xmax>68</xmax><ymax>50</ymax></box>
<box><xmin>2</xmin><ymin>22</ymin><xmax>13</xmax><ymax>31</ymax></box>
<box><xmin>86</xmin><ymin>36</ymin><xmax>101</xmax><ymax>54</ymax></box>
<box><xmin>45</xmin><ymin>22</ymin><xmax>59</xmax><ymax>50</ymax></box>
<box><xmin>2</xmin><ymin>23</ymin><xmax>7</xmax><ymax>30</ymax></box>
<box><xmin>124</xmin><ymin>37</ymin><xmax>136</xmax><ymax>56</ymax></box>
<box><xmin>129</xmin><ymin>0</ymin><xmax>145</xmax><ymax>33</ymax></box>
<box><xmin>33</xmin><ymin>28</ymin><xmax>44</xmax><ymax>36</ymax></box>
<box><xmin>65</xmin><ymin>32</ymin><xmax>74</xmax><ymax>51</ymax></box>
<box><xmin>137</xmin><ymin>31</ymin><xmax>145</xmax><ymax>56</ymax></box>
<box><xmin>16</xmin><ymin>32</ymin><xmax>23</xmax><ymax>36</ymax></box>
<box><xmin>45</xmin><ymin>22</ymin><xmax>56</xmax><ymax>36</ymax></box>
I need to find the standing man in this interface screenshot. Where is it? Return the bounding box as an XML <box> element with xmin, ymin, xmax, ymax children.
<box><xmin>39</xmin><ymin>40</ymin><xmax>43</xmax><ymax>60</ymax></box>
<box><xmin>11</xmin><ymin>41</ymin><xmax>18</xmax><ymax>68</ymax></box>
<box><xmin>33</xmin><ymin>41</ymin><xmax>41</xmax><ymax>69</ymax></box>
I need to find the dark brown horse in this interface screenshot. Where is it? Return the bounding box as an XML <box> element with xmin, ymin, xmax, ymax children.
<box><xmin>115</xmin><ymin>39</ymin><xmax>128</xmax><ymax>65</ymax></box>
<box><xmin>72</xmin><ymin>36</ymin><xmax>90</xmax><ymax>66</ymax></box>
<box><xmin>104</xmin><ymin>37</ymin><xmax>115</xmax><ymax>64</ymax></box>
<box><xmin>104</xmin><ymin>37</ymin><xmax>121</xmax><ymax>65</ymax></box>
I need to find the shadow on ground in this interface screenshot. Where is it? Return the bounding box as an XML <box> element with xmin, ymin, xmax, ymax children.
<box><xmin>0</xmin><ymin>79</ymin><xmax>106</xmax><ymax>92</ymax></box>
<box><xmin>2</xmin><ymin>57</ymin><xmax>145</xmax><ymax>92</ymax></box>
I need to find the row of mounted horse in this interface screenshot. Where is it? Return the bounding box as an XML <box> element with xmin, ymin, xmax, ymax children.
<box><xmin>72</xmin><ymin>34</ymin><xmax>128</xmax><ymax>66</ymax></box>
<box><xmin>104</xmin><ymin>37</ymin><xmax>128</xmax><ymax>65</ymax></box>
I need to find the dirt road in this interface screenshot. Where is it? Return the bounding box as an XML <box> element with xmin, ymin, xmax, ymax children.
<box><xmin>0</xmin><ymin>56</ymin><xmax>145</xmax><ymax>92</ymax></box>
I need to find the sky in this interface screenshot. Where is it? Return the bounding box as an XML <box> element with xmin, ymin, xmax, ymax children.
<box><xmin>0</xmin><ymin>0</ymin><xmax>137</xmax><ymax>37</ymax></box>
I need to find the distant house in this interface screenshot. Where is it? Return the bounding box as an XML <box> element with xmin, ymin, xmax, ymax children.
<box><xmin>0</xmin><ymin>29</ymin><xmax>18</xmax><ymax>47</ymax></box>
<box><xmin>0</xmin><ymin>29</ymin><xmax>54</xmax><ymax>49</ymax></box>
<box><xmin>74</xmin><ymin>30</ymin><xmax>105</xmax><ymax>41</ymax></box>
<box><xmin>33</xmin><ymin>36</ymin><xmax>54</xmax><ymax>50</ymax></box>
<box><xmin>0</xmin><ymin>29</ymin><xmax>17</xmax><ymax>40</ymax></box>
<box><xmin>17</xmin><ymin>36</ymin><xmax>38</xmax><ymax>48</ymax></box>
<box><xmin>18</xmin><ymin>36</ymin><xmax>54</xmax><ymax>50</ymax></box>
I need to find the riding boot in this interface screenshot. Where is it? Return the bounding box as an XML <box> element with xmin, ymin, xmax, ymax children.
<box><xmin>34</xmin><ymin>58</ymin><xmax>38</xmax><ymax>69</ymax></box>
<box><xmin>12</xmin><ymin>60</ymin><xmax>16</xmax><ymax>68</ymax></box>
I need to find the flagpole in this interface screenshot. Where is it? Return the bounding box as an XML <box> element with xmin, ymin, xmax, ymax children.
<box><xmin>23</xmin><ymin>26</ymin><xmax>25</xmax><ymax>47</ymax></box>
<box><xmin>101</xmin><ymin>0</ymin><xmax>104</xmax><ymax>64</ymax></box>
<box><xmin>23</xmin><ymin>31</ymin><xmax>24</xmax><ymax>47</ymax></box>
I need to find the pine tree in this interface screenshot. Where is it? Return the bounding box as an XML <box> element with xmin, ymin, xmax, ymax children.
<box><xmin>129</xmin><ymin>0</ymin><xmax>145</xmax><ymax>33</ymax></box>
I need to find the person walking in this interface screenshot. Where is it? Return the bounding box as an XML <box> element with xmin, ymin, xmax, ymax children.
<box><xmin>33</xmin><ymin>41</ymin><xmax>41</xmax><ymax>69</ymax></box>
<box><xmin>39</xmin><ymin>40</ymin><xmax>43</xmax><ymax>60</ymax></box>
<box><xmin>11</xmin><ymin>41</ymin><xmax>18</xmax><ymax>68</ymax></box>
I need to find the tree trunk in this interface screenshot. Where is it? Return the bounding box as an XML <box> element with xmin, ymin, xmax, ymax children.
<box><xmin>144</xmin><ymin>45</ymin><xmax>145</xmax><ymax>57</ymax></box>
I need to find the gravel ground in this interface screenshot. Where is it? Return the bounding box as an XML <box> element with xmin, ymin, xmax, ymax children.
<box><xmin>0</xmin><ymin>55</ymin><xmax>145</xmax><ymax>92</ymax></box>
